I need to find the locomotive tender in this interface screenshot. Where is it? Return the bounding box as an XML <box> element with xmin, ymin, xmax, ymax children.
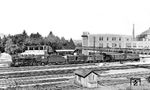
<box><xmin>10</xmin><ymin>45</ymin><xmax>140</xmax><ymax>67</ymax></box>
<box><xmin>11</xmin><ymin>52</ymin><xmax>139</xmax><ymax>67</ymax></box>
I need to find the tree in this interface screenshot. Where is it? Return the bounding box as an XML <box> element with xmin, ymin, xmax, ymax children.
<box><xmin>0</xmin><ymin>37</ymin><xmax>3</xmax><ymax>52</ymax></box>
<box><xmin>44</xmin><ymin>31</ymin><xmax>63</xmax><ymax>50</ymax></box>
<box><xmin>0</xmin><ymin>35</ymin><xmax>7</xmax><ymax>52</ymax></box>
<box><xmin>5</xmin><ymin>38</ymin><xmax>20</xmax><ymax>54</ymax></box>
<box><xmin>9</xmin><ymin>32</ymin><xmax>28</xmax><ymax>53</ymax></box>
<box><xmin>22</xmin><ymin>30</ymin><xmax>28</xmax><ymax>37</ymax></box>
<box><xmin>46</xmin><ymin>31</ymin><xmax>57</xmax><ymax>43</ymax></box>
<box><xmin>60</xmin><ymin>38</ymin><xmax>76</xmax><ymax>49</ymax></box>
<box><xmin>146</xmin><ymin>76</ymin><xmax>150</xmax><ymax>83</ymax></box>
<box><xmin>60</xmin><ymin>37</ymin><xmax>68</xmax><ymax>49</ymax></box>
<box><xmin>25</xmin><ymin>37</ymin><xmax>44</xmax><ymax>45</ymax></box>
<box><xmin>61</xmin><ymin>37</ymin><xmax>67</xmax><ymax>44</ymax></box>
<box><xmin>30</xmin><ymin>32</ymin><xmax>42</xmax><ymax>39</ymax></box>
<box><xmin>25</xmin><ymin>32</ymin><xmax>44</xmax><ymax>45</ymax></box>
<box><xmin>68</xmin><ymin>38</ymin><xmax>76</xmax><ymax>49</ymax></box>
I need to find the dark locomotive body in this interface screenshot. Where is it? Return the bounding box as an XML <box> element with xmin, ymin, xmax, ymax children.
<box><xmin>11</xmin><ymin>54</ymin><xmax>67</xmax><ymax>67</ymax></box>
<box><xmin>11</xmin><ymin>52</ymin><xmax>140</xmax><ymax>67</ymax></box>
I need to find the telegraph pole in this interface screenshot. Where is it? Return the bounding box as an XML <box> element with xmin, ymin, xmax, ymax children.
<box><xmin>93</xmin><ymin>36</ymin><xmax>96</xmax><ymax>61</ymax></box>
<box><xmin>133</xmin><ymin>24</ymin><xmax>135</xmax><ymax>41</ymax></box>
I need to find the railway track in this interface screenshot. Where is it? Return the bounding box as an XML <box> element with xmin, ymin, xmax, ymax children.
<box><xmin>0</xmin><ymin>63</ymin><xmax>96</xmax><ymax>73</ymax></box>
<box><xmin>0</xmin><ymin>74</ymin><xmax>74</xmax><ymax>88</ymax></box>
<box><xmin>0</xmin><ymin>63</ymin><xmax>150</xmax><ymax>89</ymax></box>
<box><xmin>0</xmin><ymin>63</ymin><xmax>147</xmax><ymax>78</ymax></box>
<box><xmin>0</xmin><ymin>65</ymin><xmax>100</xmax><ymax>75</ymax></box>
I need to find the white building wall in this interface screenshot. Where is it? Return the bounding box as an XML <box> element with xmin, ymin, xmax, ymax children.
<box><xmin>82</xmin><ymin>32</ymin><xmax>150</xmax><ymax>55</ymax></box>
<box><xmin>82</xmin><ymin>32</ymin><xmax>90</xmax><ymax>55</ymax></box>
<box><xmin>83</xmin><ymin>73</ymin><xmax>98</xmax><ymax>88</ymax></box>
<box><xmin>132</xmin><ymin>41</ymin><xmax>150</xmax><ymax>49</ymax></box>
<box><xmin>75</xmin><ymin>73</ymin><xmax>98</xmax><ymax>88</ymax></box>
<box><xmin>82</xmin><ymin>32</ymin><xmax>133</xmax><ymax>55</ymax></box>
<box><xmin>86</xmin><ymin>34</ymin><xmax>133</xmax><ymax>48</ymax></box>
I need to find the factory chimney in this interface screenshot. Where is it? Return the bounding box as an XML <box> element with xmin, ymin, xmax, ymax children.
<box><xmin>133</xmin><ymin>24</ymin><xmax>135</xmax><ymax>41</ymax></box>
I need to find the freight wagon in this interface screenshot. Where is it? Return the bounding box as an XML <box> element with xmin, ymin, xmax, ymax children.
<box><xmin>11</xmin><ymin>53</ymin><xmax>140</xmax><ymax>67</ymax></box>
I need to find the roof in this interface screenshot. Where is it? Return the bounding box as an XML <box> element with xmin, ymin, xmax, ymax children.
<box><xmin>140</xmin><ymin>28</ymin><xmax>150</xmax><ymax>35</ymax></box>
<box><xmin>98</xmin><ymin>68</ymin><xmax>150</xmax><ymax>76</ymax></box>
<box><xmin>75</xmin><ymin>68</ymin><xmax>150</xmax><ymax>78</ymax></box>
<box><xmin>21</xmin><ymin>50</ymin><xmax>46</xmax><ymax>55</ymax></box>
<box><xmin>103</xmin><ymin>52</ymin><xmax>124</xmax><ymax>55</ymax></box>
<box><xmin>56</xmin><ymin>49</ymin><xmax>75</xmax><ymax>52</ymax></box>
<box><xmin>74</xmin><ymin>69</ymin><xmax>100</xmax><ymax>78</ymax></box>
<box><xmin>89</xmin><ymin>34</ymin><xmax>132</xmax><ymax>37</ymax></box>
<box><xmin>0</xmin><ymin>53</ymin><xmax>12</xmax><ymax>62</ymax></box>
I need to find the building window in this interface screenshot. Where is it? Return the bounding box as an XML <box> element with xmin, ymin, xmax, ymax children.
<box><xmin>126</xmin><ymin>43</ymin><xmax>131</xmax><ymax>48</ymax></box>
<box><xmin>88</xmin><ymin>74</ymin><xmax>91</xmax><ymax>80</ymax></box>
<box><xmin>99</xmin><ymin>43</ymin><xmax>103</xmax><ymax>48</ymax></box>
<box><xmin>107</xmin><ymin>43</ymin><xmax>109</xmax><ymax>48</ymax></box>
<box><xmin>93</xmin><ymin>74</ymin><xmax>94</xmax><ymax>80</ymax></box>
<box><xmin>88</xmin><ymin>74</ymin><xmax>95</xmax><ymax>81</ymax></box>
<box><xmin>99</xmin><ymin>37</ymin><xmax>103</xmax><ymax>41</ymax></box>
<box><xmin>112</xmin><ymin>37</ymin><xmax>116</xmax><ymax>41</ymax></box>
<box><xmin>127</xmin><ymin>38</ymin><xmax>129</xmax><ymax>41</ymax></box>
<box><xmin>133</xmin><ymin>43</ymin><xmax>136</xmax><ymax>48</ymax></box>
<box><xmin>78</xmin><ymin>76</ymin><xmax>81</xmax><ymax>81</ymax></box>
<box><xmin>112</xmin><ymin>43</ymin><xmax>117</xmax><ymax>47</ymax></box>
<box><xmin>119</xmin><ymin>37</ymin><xmax>121</xmax><ymax>41</ymax></box>
<box><xmin>107</xmin><ymin>37</ymin><xmax>109</xmax><ymax>41</ymax></box>
<box><xmin>119</xmin><ymin>43</ymin><xmax>121</xmax><ymax>48</ymax></box>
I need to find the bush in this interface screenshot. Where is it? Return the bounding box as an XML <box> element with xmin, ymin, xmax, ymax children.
<box><xmin>146</xmin><ymin>76</ymin><xmax>150</xmax><ymax>83</ymax></box>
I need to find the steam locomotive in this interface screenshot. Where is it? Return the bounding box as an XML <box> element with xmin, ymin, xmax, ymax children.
<box><xmin>9</xmin><ymin>45</ymin><xmax>140</xmax><ymax>67</ymax></box>
<box><xmin>11</xmin><ymin>52</ymin><xmax>139</xmax><ymax>67</ymax></box>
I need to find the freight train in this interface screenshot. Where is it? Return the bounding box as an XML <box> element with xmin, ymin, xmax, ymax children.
<box><xmin>11</xmin><ymin>52</ymin><xmax>140</xmax><ymax>67</ymax></box>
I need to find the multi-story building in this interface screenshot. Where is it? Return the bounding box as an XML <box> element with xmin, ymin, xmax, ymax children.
<box><xmin>136</xmin><ymin>28</ymin><xmax>150</xmax><ymax>41</ymax></box>
<box><xmin>82</xmin><ymin>27</ymin><xmax>150</xmax><ymax>55</ymax></box>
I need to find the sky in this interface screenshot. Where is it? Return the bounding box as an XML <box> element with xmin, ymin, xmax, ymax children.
<box><xmin>0</xmin><ymin>0</ymin><xmax>150</xmax><ymax>40</ymax></box>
